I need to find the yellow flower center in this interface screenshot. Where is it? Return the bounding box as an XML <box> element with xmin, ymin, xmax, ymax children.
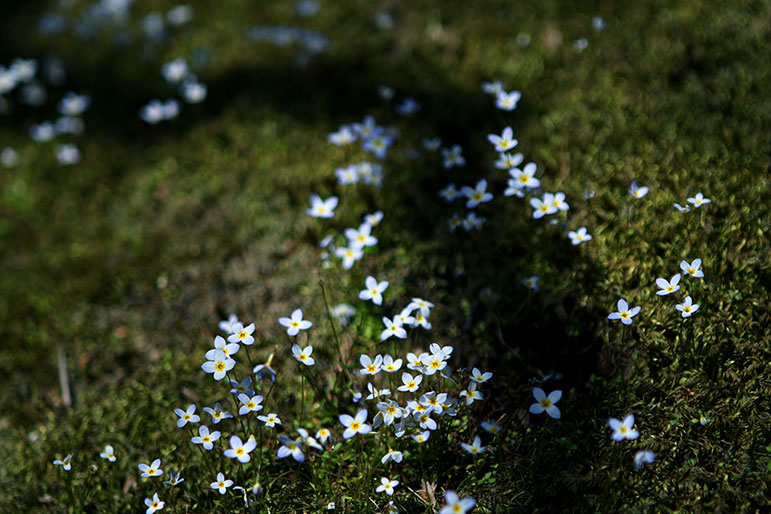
<box><xmin>540</xmin><ymin>399</ymin><xmax>552</xmax><ymax>409</ymax></box>
<box><xmin>367</xmin><ymin>365</ymin><xmax>377</xmax><ymax>373</ymax></box>
<box><xmin>291</xmin><ymin>321</ymin><xmax>299</xmax><ymax>328</ymax></box>
<box><xmin>387</xmin><ymin>406</ymin><xmax>396</xmax><ymax>414</ymax></box>
<box><xmin>539</xmin><ymin>205</ymin><xmax>549</xmax><ymax>212</ymax></box>
<box><xmin>215</xmin><ymin>362</ymin><xmax>225</xmax><ymax>371</ymax></box>
<box><xmin>238</xmin><ymin>331</ymin><xmax>247</xmax><ymax>339</ymax></box>
<box><xmin>298</xmin><ymin>353</ymin><xmax>306</xmax><ymax>360</ymax></box>
<box><xmin>684</xmin><ymin>307</ymin><xmax>691</xmax><ymax>313</ymax></box>
<box><xmin>407</xmin><ymin>381</ymin><xmax>416</xmax><ymax>388</ymax></box>
<box><xmin>619</xmin><ymin>426</ymin><xmax>628</xmax><ymax>434</ymax></box>
<box><xmin>247</xmin><ymin>402</ymin><xmax>255</xmax><ymax>409</ymax></box>
<box><xmin>621</xmin><ymin>312</ymin><xmax>629</xmax><ymax>318</ymax></box>
<box><xmin>236</xmin><ymin>448</ymin><xmax>244</xmax><ymax>455</ymax></box>
<box><xmin>203</xmin><ymin>436</ymin><xmax>211</xmax><ymax>443</ymax></box>
<box><xmin>350</xmin><ymin>421</ymin><xmax>361</xmax><ymax>430</ymax></box>
<box><xmin>688</xmin><ymin>268</ymin><xmax>695</xmax><ymax>274</ymax></box>
<box><xmin>184</xmin><ymin>414</ymin><xmax>191</xmax><ymax>420</ymax></box>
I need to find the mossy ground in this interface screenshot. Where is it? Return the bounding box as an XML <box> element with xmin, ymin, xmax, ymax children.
<box><xmin>1</xmin><ymin>0</ymin><xmax>770</xmax><ymax>513</ymax></box>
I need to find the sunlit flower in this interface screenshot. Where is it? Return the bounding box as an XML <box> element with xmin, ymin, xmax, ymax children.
<box><xmin>212</xmin><ymin>335</ymin><xmax>240</xmax><ymax>358</ymax></box>
<box><xmin>609</xmin><ymin>414</ymin><xmax>639</xmax><ymax>441</ymax></box>
<box><xmin>210</xmin><ymin>472</ymin><xmax>233</xmax><ymax>495</ymax></box>
<box><xmin>257</xmin><ymin>413</ymin><xmax>282</xmax><ymax>428</ymax></box>
<box><xmin>687</xmin><ymin>193</ymin><xmax>711</xmax><ymax>208</ymax></box>
<box><xmin>334</xmin><ymin>245</ymin><xmax>364</xmax><ymax>269</ymax></box>
<box><xmin>487</xmin><ymin>126</ymin><xmax>518</xmax><ymax>152</ymax></box>
<box><xmin>470</xmin><ymin>368</ymin><xmax>493</xmax><ymax>384</ymax></box>
<box><xmin>529</xmin><ymin>388</ymin><xmax>561</xmax><ymax>419</ymax></box>
<box><xmin>360</xmin><ymin>354</ymin><xmax>383</xmax><ymax>375</ymax></box>
<box><xmin>227</xmin><ymin>322</ymin><xmax>255</xmax><ymax>345</ymax></box>
<box><xmin>138</xmin><ymin>459</ymin><xmax>163</xmax><ymax>478</ymax></box>
<box><xmin>398</xmin><ymin>372</ymin><xmax>423</xmax><ymax>393</ymax></box>
<box><xmin>316</xmin><ymin>428</ymin><xmax>332</xmax><ymax>445</ymax></box>
<box><xmin>381</xmin><ymin>447</ymin><xmax>403</xmax><ymax>464</ymax></box>
<box><xmin>144</xmin><ymin>492</ymin><xmax>164</xmax><ymax>514</ymax></box>
<box><xmin>380</xmin><ymin>316</ymin><xmax>407</xmax><ymax>341</ymax></box>
<box><xmin>292</xmin><ymin>344</ymin><xmax>315</xmax><ymax>366</ymax></box>
<box><xmin>201</xmin><ymin>349</ymin><xmax>235</xmax><ymax>380</ymax></box>
<box><xmin>495</xmin><ymin>151</ymin><xmax>524</xmax><ymax>170</ymax></box>
<box><xmin>607</xmin><ymin>299</ymin><xmax>641</xmax><ymax>325</ymax></box>
<box><xmin>339</xmin><ymin>409</ymin><xmax>371</xmax><ymax>439</ymax></box>
<box><xmin>203</xmin><ymin>402</ymin><xmax>233</xmax><ymax>424</ymax></box>
<box><xmin>458</xmin><ymin>382</ymin><xmax>484</xmax><ymax>406</ymax></box>
<box><xmin>376</xmin><ymin>477</ymin><xmax>399</xmax><ymax>496</ymax></box>
<box><xmin>191</xmin><ymin>425</ymin><xmax>221</xmax><ymax>450</ymax></box>
<box><xmin>411</xmin><ymin>430</ymin><xmax>430</xmax><ymax>443</ymax></box>
<box><xmin>224</xmin><ymin>435</ymin><xmax>257</xmax><ymax>463</ymax></box>
<box><xmin>218</xmin><ymin>314</ymin><xmax>240</xmax><ymax>334</ymax></box>
<box><xmin>359</xmin><ymin>276</ymin><xmax>389</xmax><ymax>305</ymax></box>
<box><xmin>238</xmin><ymin>393</ymin><xmax>264</xmax><ymax>415</ymax></box>
<box><xmin>306</xmin><ymin>194</ymin><xmax>338</xmax><ymax>218</ymax></box>
<box><xmin>655</xmin><ymin>274</ymin><xmax>681</xmax><ymax>296</ymax></box>
<box><xmin>382</xmin><ymin>354</ymin><xmax>403</xmax><ymax>372</ymax></box>
<box><xmin>174</xmin><ymin>404</ymin><xmax>200</xmax><ymax>427</ymax></box>
<box><xmin>495</xmin><ymin>90</ymin><xmax>521</xmax><ymax>111</ymax></box>
<box><xmin>567</xmin><ymin>227</ymin><xmax>592</xmax><ymax>246</ymax></box>
<box><xmin>680</xmin><ymin>259</ymin><xmax>704</xmax><ymax>278</ymax></box>
<box><xmin>676</xmin><ymin>296</ymin><xmax>700</xmax><ymax>317</ymax></box>
<box><xmin>279</xmin><ymin>309</ymin><xmax>313</xmax><ymax>336</ymax></box>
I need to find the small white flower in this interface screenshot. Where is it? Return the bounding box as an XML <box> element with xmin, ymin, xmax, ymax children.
<box><xmin>680</xmin><ymin>259</ymin><xmax>704</xmax><ymax>278</ymax></box>
<box><xmin>675</xmin><ymin>296</ymin><xmax>700</xmax><ymax>317</ymax></box>
<box><xmin>460</xmin><ymin>435</ymin><xmax>486</xmax><ymax>454</ymax></box>
<box><xmin>607</xmin><ymin>299</ymin><xmax>641</xmax><ymax>325</ymax></box>
<box><xmin>655</xmin><ymin>274</ymin><xmax>681</xmax><ymax>295</ymax></box>
<box><xmin>100</xmin><ymin>445</ymin><xmax>116</xmax><ymax>462</ymax></box>
<box><xmin>567</xmin><ymin>227</ymin><xmax>592</xmax><ymax>246</ymax></box>
<box><xmin>628</xmin><ymin>181</ymin><xmax>649</xmax><ymax>199</ymax></box>
<box><xmin>138</xmin><ymin>458</ymin><xmax>163</xmax><ymax>477</ymax></box>
<box><xmin>279</xmin><ymin>309</ymin><xmax>313</xmax><ymax>336</ymax></box>
<box><xmin>529</xmin><ymin>388</ymin><xmax>562</xmax><ymax>419</ymax></box>
<box><xmin>358</xmin><ymin>276</ymin><xmax>389</xmax><ymax>305</ymax></box>
<box><xmin>210</xmin><ymin>472</ymin><xmax>233</xmax><ymax>495</ymax></box>
<box><xmin>306</xmin><ymin>194</ymin><xmax>339</xmax><ymax>218</ymax></box>
<box><xmin>292</xmin><ymin>344</ymin><xmax>315</xmax><ymax>366</ymax></box>
<box><xmin>609</xmin><ymin>414</ymin><xmax>639</xmax><ymax>441</ymax></box>
<box><xmin>376</xmin><ymin>477</ymin><xmax>399</xmax><ymax>496</ymax></box>
<box><xmin>687</xmin><ymin>193</ymin><xmax>711</xmax><ymax>208</ymax></box>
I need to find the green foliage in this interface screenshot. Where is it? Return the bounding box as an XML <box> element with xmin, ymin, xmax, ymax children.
<box><xmin>1</xmin><ymin>0</ymin><xmax>770</xmax><ymax>513</ymax></box>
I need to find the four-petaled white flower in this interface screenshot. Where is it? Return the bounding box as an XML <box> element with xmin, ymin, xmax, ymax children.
<box><xmin>629</xmin><ymin>181</ymin><xmax>649</xmax><ymax>199</ymax></box>
<box><xmin>144</xmin><ymin>492</ymin><xmax>165</xmax><ymax>514</ymax></box>
<box><xmin>655</xmin><ymin>274</ymin><xmax>681</xmax><ymax>295</ymax></box>
<box><xmin>567</xmin><ymin>227</ymin><xmax>592</xmax><ymax>246</ymax></box>
<box><xmin>227</xmin><ymin>322</ymin><xmax>255</xmax><ymax>345</ymax></box>
<box><xmin>238</xmin><ymin>393</ymin><xmax>264</xmax><ymax>415</ymax></box>
<box><xmin>381</xmin><ymin>447</ymin><xmax>403</xmax><ymax>464</ymax></box>
<box><xmin>257</xmin><ymin>413</ymin><xmax>282</xmax><ymax>427</ymax></box>
<box><xmin>359</xmin><ymin>354</ymin><xmax>383</xmax><ymax>375</ymax></box>
<box><xmin>529</xmin><ymin>388</ymin><xmax>562</xmax><ymax>419</ymax></box>
<box><xmin>306</xmin><ymin>194</ymin><xmax>339</xmax><ymax>218</ymax></box>
<box><xmin>380</xmin><ymin>316</ymin><xmax>407</xmax><ymax>341</ymax></box>
<box><xmin>398</xmin><ymin>372</ymin><xmax>423</xmax><ymax>392</ymax></box>
<box><xmin>687</xmin><ymin>193</ymin><xmax>711</xmax><ymax>208</ymax></box>
<box><xmin>345</xmin><ymin>223</ymin><xmax>378</xmax><ymax>249</ymax></box>
<box><xmin>607</xmin><ymin>299</ymin><xmax>641</xmax><ymax>325</ymax></box>
<box><xmin>676</xmin><ymin>296</ymin><xmax>700</xmax><ymax>317</ymax></box>
<box><xmin>609</xmin><ymin>414</ymin><xmax>639</xmax><ymax>441</ymax></box>
<box><xmin>495</xmin><ymin>90</ymin><xmax>521</xmax><ymax>111</ymax></box>
<box><xmin>458</xmin><ymin>382</ymin><xmax>484</xmax><ymax>405</ymax></box>
<box><xmin>174</xmin><ymin>404</ymin><xmax>200</xmax><ymax>428</ymax></box>
<box><xmin>224</xmin><ymin>435</ymin><xmax>257</xmax><ymax>463</ymax></box>
<box><xmin>680</xmin><ymin>259</ymin><xmax>704</xmax><ymax>278</ymax></box>
<box><xmin>382</xmin><ymin>354</ymin><xmax>402</xmax><ymax>372</ymax></box>
<box><xmin>508</xmin><ymin>162</ymin><xmax>540</xmax><ymax>191</ymax></box>
<box><xmin>279</xmin><ymin>309</ymin><xmax>313</xmax><ymax>336</ymax></box>
<box><xmin>440</xmin><ymin>491</ymin><xmax>476</xmax><ymax>514</ymax></box>
<box><xmin>530</xmin><ymin>194</ymin><xmax>559</xmax><ymax>219</ymax></box>
<box><xmin>495</xmin><ymin>151</ymin><xmax>524</xmax><ymax>170</ymax></box>
<box><xmin>292</xmin><ymin>344</ymin><xmax>315</xmax><ymax>366</ymax></box>
<box><xmin>461</xmin><ymin>179</ymin><xmax>493</xmax><ymax>209</ymax></box>
<box><xmin>212</xmin><ymin>335</ymin><xmax>240</xmax><ymax>358</ymax></box>
<box><xmin>522</xmin><ymin>276</ymin><xmax>539</xmax><ymax>291</ymax></box>
<box><xmin>471</xmin><ymin>368</ymin><xmax>493</xmax><ymax>384</ymax></box>
<box><xmin>439</xmin><ymin>183</ymin><xmax>460</xmax><ymax>202</ymax></box>
<box><xmin>100</xmin><ymin>445</ymin><xmax>116</xmax><ymax>462</ymax></box>
<box><xmin>191</xmin><ymin>425</ymin><xmax>221</xmax><ymax>450</ymax></box>
<box><xmin>359</xmin><ymin>276</ymin><xmax>389</xmax><ymax>305</ymax></box>
<box><xmin>376</xmin><ymin>477</ymin><xmax>399</xmax><ymax>496</ymax></box>
<box><xmin>460</xmin><ymin>435</ymin><xmax>486</xmax><ymax>454</ymax></box>
<box><xmin>334</xmin><ymin>245</ymin><xmax>364</xmax><ymax>270</ymax></box>
<box><xmin>138</xmin><ymin>459</ymin><xmax>163</xmax><ymax>478</ymax></box>
<box><xmin>201</xmin><ymin>349</ymin><xmax>236</xmax><ymax>381</ymax></box>
<box><xmin>339</xmin><ymin>409</ymin><xmax>372</xmax><ymax>439</ymax></box>
<box><xmin>487</xmin><ymin>126</ymin><xmax>518</xmax><ymax>152</ymax></box>
<box><xmin>210</xmin><ymin>472</ymin><xmax>233</xmax><ymax>495</ymax></box>
<box><xmin>203</xmin><ymin>402</ymin><xmax>233</xmax><ymax>424</ymax></box>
